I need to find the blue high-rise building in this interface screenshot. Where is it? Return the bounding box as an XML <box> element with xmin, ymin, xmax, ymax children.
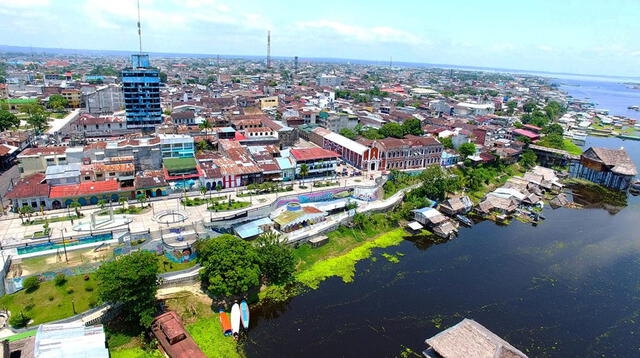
<box><xmin>122</xmin><ymin>54</ymin><xmax>162</xmax><ymax>129</ymax></box>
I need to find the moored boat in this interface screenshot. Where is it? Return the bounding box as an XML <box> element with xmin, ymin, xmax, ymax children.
<box><xmin>240</xmin><ymin>300</ymin><xmax>250</xmax><ymax>330</ymax></box>
<box><xmin>219</xmin><ymin>310</ymin><xmax>232</xmax><ymax>336</ymax></box>
<box><xmin>231</xmin><ymin>303</ymin><xmax>241</xmax><ymax>340</ymax></box>
<box><xmin>455</xmin><ymin>214</ymin><xmax>473</xmax><ymax>227</ymax></box>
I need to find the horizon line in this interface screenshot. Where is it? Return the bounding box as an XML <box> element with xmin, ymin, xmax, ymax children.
<box><xmin>1</xmin><ymin>43</ymin><xmax>638</xmax><ymax>81</ymax></box>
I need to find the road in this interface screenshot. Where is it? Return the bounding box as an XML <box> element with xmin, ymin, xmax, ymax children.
<box><xmin>0</xmin><ymin>165</ymin><xmax>19</xmax><ymax>214</ymax></box>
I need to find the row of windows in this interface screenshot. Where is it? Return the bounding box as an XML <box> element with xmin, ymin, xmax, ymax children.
<box><xmin>386</xmin><ymin>147</ymin><xmax>443</xmax><ymax>158</ymax></box>
<box><xmin>81</xmin><ymin>123</ymin><xmax>124</xmax><ymax>130</ymax></box>
<box><xmin>385</xmin><ymin>157</ymin><xmax>439</xmax><ymax>169</ymax></box>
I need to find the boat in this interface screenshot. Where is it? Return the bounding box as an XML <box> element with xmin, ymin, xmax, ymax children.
<box><xmin>455</xmin><ymin>214</ymin><xmax>473</xmax><ymax>227</ymax></box>
<box><xmin>240</xmin><ymin>300</ymin><xmax>250</xmax><ymax>330</ymax></box>
<box><xmin>219</xmin><ymin>309</ymin><xmax>232</xmax><ymax>336</ymax></box>
<box><xmin>231</xmin><ymin>303</ymin><xmax>241</xmax><ymax>339</ymax></box>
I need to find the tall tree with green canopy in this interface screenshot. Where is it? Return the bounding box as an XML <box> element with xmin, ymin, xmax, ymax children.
<box><xmin>542</xmin><ymin>123</ymin><xmax>564</xmax><ymax>136</ymax></box>
<box><xmin>26</xmin><ymin>112</ymin><xmax>49</xmax><ymax>133</ymax></box>
<box><xmin>196</xmin><ymin>234</ymin><xmax>261</xmax><ymax>297</ymax></box>
<box><xmin>0</xmin><ymin>110</ymin><xmax>19</xmax><ymax>131</ymax></box>
<box><xmin>458</xmin><ymin>142</ymin><xmax>476</xmax><ymax>158</ymax></box>
<box><xmin>48</xmin><ymin>94</ymin><xmax>68</xmax><ymax>111</ymax></box>
<box><xmin>378</xmin><ymin>122</ymin><xmax>404</xmax><ymax>138</ymax></box>
<box><xmin>520</xmin><ymin>149</ymin><xmax>537</xmax><ymax>169</ymax></box>
<box><xmin>96</xmin><ymin>251</ymin><xmax>159</xmax><ymax>328</ymax></box>
<box><xmin>401</xmin><ymin>118</ymin><xmax>423</xmax><ymax>136</ymax></box>
<box><xmin>255</xmin><ymin>232</ymin><xmax>295</xmax><ymax>285</ymax></box>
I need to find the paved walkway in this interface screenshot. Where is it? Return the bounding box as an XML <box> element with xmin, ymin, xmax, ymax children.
<box><xmin>0</xmin><ymin>175</ymin><xmax>380</xmax><ymax>246</ymax></box>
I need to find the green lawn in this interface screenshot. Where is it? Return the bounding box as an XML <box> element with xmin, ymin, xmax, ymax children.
<box><xmin>162</xmin><ymin>157</ymin><xmax>197</xmax><ymax>171</ymax></box>
<box><xmin>207</xmin><ymin>200</ymin><xmax>250</xmax><ymax>211</ymax></box>
<box><xmin>5</xmin><ymin>330</ymin><xmax>36</xmax><ymax>342</ymax></box>
<box><xmin>181</xmin><ymin>196</ymin><xmax>226</xmax><ymax>206</ymax></box>
<box><xmin>109</xmin><ymin>348</ymin><xmax>163</xmax><ymax>358</ymax></box>
<box><xmin>22</xmin><ymin>214</ymin><xmax>82</xmax><ymax>226</ymax></box>
<box><xmin>164</xmin><ymin>292</ymin><xmax>243</xmax><ymax>358</ymax></box>
<box><xmin>157</xmin><ymin>256</ymin><xmax>197</xmax><ymax>273</ymax></box>
<box><xmin>562</xmin><ymin>139</ymin><xmax>583</xmax><ymax>155</ymax></box>
<box><xmin>0</xmin><ymin>274</ymin><xmax>100</xmax><ymax>327</ymax></box>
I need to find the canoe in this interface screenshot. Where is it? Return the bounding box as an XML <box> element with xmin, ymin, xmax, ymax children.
<box><xmin>219</xmin><ymin>310</ymin><xmax>232</xmax><ymax>336</ymax></box>
<box><xmin>231</xmin><ymin>303</ymin><xmax>241</xmax><ymax>337</ymax></box>
<box><xmin>240</xmin><ymin>300</ymin><xmax>250</xmax><ymax>330</ymax></box>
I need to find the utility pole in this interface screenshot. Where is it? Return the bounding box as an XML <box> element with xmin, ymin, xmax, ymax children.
<box><xmin>61</xmin><ymin>229</ymin><xmax>68</xmax><ymax>263</ymax></box>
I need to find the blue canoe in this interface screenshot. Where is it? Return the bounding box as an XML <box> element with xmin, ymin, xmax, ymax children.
<box><xmin>240</xmin><ymin>300</ymin><xmax>250</xmax><ymax>330</ymax></box>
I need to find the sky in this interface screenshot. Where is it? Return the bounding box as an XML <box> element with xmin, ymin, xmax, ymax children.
<box><xmin>0</xmin><ymin>0</ymin><xmax>639</xmax><ymax>76</ymax></box>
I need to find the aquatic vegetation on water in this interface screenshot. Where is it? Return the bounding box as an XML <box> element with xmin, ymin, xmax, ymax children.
<box><xmin>296</xmin><ymin>229</ymin><xmax>406</xmax><ymax>289</ymax></box>
<box><xmin>381</xmin><ymin>253</ymin><xmax>400</xmax><ymax>263</ymax></box>
<box><xmin>396</xmin><ymin>345</ymin><xmax>422</xmax><ymax>358</ymax></box>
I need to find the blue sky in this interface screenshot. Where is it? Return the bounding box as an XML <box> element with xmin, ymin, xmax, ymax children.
<box><xmin>1</xmin><ymin>0</ymin><xmax>639</xmax><ymax>76</ymax></box>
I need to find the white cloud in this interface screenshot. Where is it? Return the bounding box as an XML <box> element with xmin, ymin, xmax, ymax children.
<box><xmin>537</xmin><ymin>45</ymin><xmax>553</xmax><ymax>52</ymax></box>
<box><xmin>297</xmin><ymin>20</ymin><xmax>427</xmax><ymax>46</ymax></box>
<box><xmin>0</xmin><ymin>0</ymin><xmax>49</xmax><ymax>7</ymax></box>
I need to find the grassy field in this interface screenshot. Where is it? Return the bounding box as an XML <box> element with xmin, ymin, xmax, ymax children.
<box><xmin>164</xmin><ymin>292</ymin><xmax>243</xmax><ymax>358</ymax></box>
<box><xmin>157</xmin><ymin>256</ymin><xmax>197</xmax><ymax>274</ymax></box>
<box><xmin>109</xmin><ymin>348</ymin><xmax>163</xmax><ymax>358</ymax></box>
<box><xmin>0</xmin><ymin>274</ymin><xmax>100</xmax><ymax>327</ymax></box>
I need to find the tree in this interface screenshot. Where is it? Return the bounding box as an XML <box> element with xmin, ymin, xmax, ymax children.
<box><xmin>541</xmin><ymin>133</ymin><xmax>565</xmax><ymax>149</ymax></box>
<box><xmin>69</xmin><ymin>200</ymin><xmax>81</xmax><ymax>217</ymax></box>
<box><xmin>299</xmin><ymin>163</ymin><xmax>309</xmax><ymax>186</ymax></box>
<box><xmin>23</xmin><ymin>276</ymin><xmax>40</xmax><ymax>292</ymax></box>
<box><xmin>198</xmin><ymin>119</ymin><xmax>212</xmax><ymax>134</ymax></box>
<box><xmin>48</xmin><ymin>94</ymin><xmax>68</xmax><ymax>111</ymax></box>
<box><xmin>136</xmin><ymin>193</ymin><xmax>147</xmax><ymax>208</ymax></box>
<box><xmin>200</xmin><ymin>186</ymin><xmax>207</xmax><ymax>199</ymax></box>
<box><xmin>96</xmin><ymin>251</ymin><xmax>159</xmax><ymax>328</ymax></box>
<box><xmin>361</xmin><ymin>127</ymin><xmax>384</xmax><ymax>140</ymax></box>
<box><xmin>506</xmin><ymin>100</ymin><xmax>518</xmax><ymax>115</ymax></box>
<box><xmin>339</xmin><ymin>128</ymin><xmax>357</xmax><ymax>139</ymax></box>
<box><xmin>378</xmin><ymin>122</ymin><xmax>404</xmax><ymax>138</ymax></box>
<box><xmin>440</xmin><ymin>136</ymin><xmax>454</xmax><ymax>149</ymax></box>
<box><xmin>523</xmin><ymin>102</ymin><xmax>537</xmax><ymax>113</ymax></box>
<box><xmin>195</xmin><ymin>234</ymin><xmax>261</xmax><ymax>297</ymax></box>
<box><xmin>520</xmin><ymin>149</ymin><xmax>537</xmax><ymax>169</ymax></box>
<box><xmin>0</xmin><ymin>110</ymin><xmax>19</xmax><ymax>131</ymax></box>
<box><xmin>26</xmin><ymin>112</ymin><xmax>49</xmax><ymax>133</ymax></box>
<box><xmin>18</xmin><ymin>206</ymin><xmax>34</xmax><ymax>224</ymax></box>
<box><xmin>18</xmin><ymin>102</ymin><xmax>45</xmax><ymax>116</ymax></box>
<box><xmin>159</xmin><ymin>72</ymin><xmax>168</xmax><ymax>83</ymax></box>
<box><xmin>97</xmin><ymin>199</ymin><xmax>107</xmax><ymax>210</ymax></box>
<box><xmin>401</xmin><ymin>118</ymin><xmax>423</xmax><ymax>136</ymax></box>
<box><xmin>54</xmin><ymin>273</ymin><xmax>67</xmax><ymax>286</ymax></box>
<box><xmin>458</xmin><ymin>142</ymin><xmax>476</xmax><ymax>158</ymax></box>
<box><xmin>118</xmin><ymin>197</ymin><xmax>127</xmax><ymax>208</ymax></box>
<box><xmin>542</xmin><ymin>123</ymin><xmax>564</xmax><ymax>136</ymax></box>
<box><xmin>255</xmin><ymin>232</ymin><xmax>295</xmax><ymax>285</ymax></box>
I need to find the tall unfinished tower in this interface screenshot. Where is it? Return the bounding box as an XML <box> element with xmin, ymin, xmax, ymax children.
<box><xmin>267</xmin><ymin>30</ymin><xmax>272</xmax><ymax>69</ymax></box>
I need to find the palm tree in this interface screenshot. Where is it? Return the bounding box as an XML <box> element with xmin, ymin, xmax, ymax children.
<box><xmin>69</xmin><ymin>200</ymin><xmax>81</xmax><ymax>217</ymax></box>
<box><xmin>299</xmin><ymin>163</ymin><xmax>309</xmax><ymax>188</ymax></box>
<box><xmin>97</xmin><ymin>199</ymin><xmax>107</xmax><ymax>210</ymax></box>
<box><xmin>255</xmin><ymin>231</ymin><xmax>284</xmax><ymax>247</ymax></box>
<box><xmin>118</xmin><ymin>197</ymin><xmax>127</xmax><ymax>209</ymax></box>
<box><xmin>137</xmin><ymin>194</ymin><xmax>147</xmax><ymax>208</ymax></box>
<box><xmin>198</xmin><ymin>119</ymin><xmax>212</xmax><ymax>135</ymax></box>
<box><xmin>200</xmin><ymin>186</ymin><xmax>207</xmax><ymax>199</ymax></box>
<box><xmin>18</xmin><ymin>206</ymin><xmax>34</xmax><ymax>224</ymax></box>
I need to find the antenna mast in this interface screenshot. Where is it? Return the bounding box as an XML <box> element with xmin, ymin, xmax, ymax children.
<box><xmin>137</xmin><ymin>0</ymin><xmax>143</xmax><ymax>53</ymax></box>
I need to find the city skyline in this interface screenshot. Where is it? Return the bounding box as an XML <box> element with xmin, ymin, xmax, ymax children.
<box><xmin>1</xmin><ymin>0</ymin><xmax>639</xmax><ymax>77</ymax></box>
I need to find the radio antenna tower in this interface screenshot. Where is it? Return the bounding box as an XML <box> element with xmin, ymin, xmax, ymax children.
<box><xmin>137</xmin><ymin>0</ymin><xmax>143</xmax><ymax>53</ymax></box>
<box><xmin>267</xmin><ymin>30</ymin><xmax>272</xmax><ymax>69</ymax></box>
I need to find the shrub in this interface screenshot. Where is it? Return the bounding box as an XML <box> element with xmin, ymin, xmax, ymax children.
<box><xmin>48</xmin><ymin>295</ymin><xmax>54</xmax><ymax>301</ymax></box>
<box><xmin>22</xmin><ymin>276</ymin><xmax>40</xmax><ymax>292</ymax></box>
<box><xmin>54</xmin><ymin>273</ymin><xmax>67</xmax><ymax>286</ymax></box>
<box><xmin>66</xmin><ymin>288</ymin><xmax>74</xmax><ymax>294</ymax></box>
<box><xmin>9</xmin><ymin>312</ymin><xmax>30</xmax><ymax>328</ymax></box>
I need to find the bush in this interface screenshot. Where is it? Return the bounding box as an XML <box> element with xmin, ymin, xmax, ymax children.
<box><xmin>54</xmin><ymin>273</ymin><xmax>67</xmax><ymax>286</ymax></box>
<box><xmin>22</xmin><ymin>276</ymin><xmax>40</xmax><ymax>292</ymax></box>
<box><xmin>9</xmin><ymin>312</ymin><xmax>30</xmax><ymax>328</ymax></box>
<box><xmin>66</xmin><ymin>288</ymin><xmax>74</xmax><ymax>294</ymax></box>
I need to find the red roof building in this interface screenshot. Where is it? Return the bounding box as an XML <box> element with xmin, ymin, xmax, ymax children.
<box><xmin>290</xmin><ymin>148</ymin><xmax>339</xmax><ymax>161</ymax></box>
<box><xmin>49</xmin><ymin>179</ymin><xmax>120</xmax><ymax>199</ymax></box>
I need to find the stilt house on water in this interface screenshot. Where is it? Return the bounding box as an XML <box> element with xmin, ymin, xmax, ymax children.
<box><xmin>423</xmin><ymin>318</ymin><xmax>528</xmax><ymax>358</ymax></box>
<box><xmin>569</xmin><ymin>147</ymin><xmax>637</xmax><ymax>191</ymax></box>
<box><xmin>413</xmin><ymin>207</ymin><xmax>458</xmax><ymax>238</ymax></box>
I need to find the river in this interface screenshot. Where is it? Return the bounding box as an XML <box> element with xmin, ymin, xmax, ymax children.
<box><xmin>243</xmin><ymin>80</ymin><xmax>640</xmax><ymax>357</ymax></box>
